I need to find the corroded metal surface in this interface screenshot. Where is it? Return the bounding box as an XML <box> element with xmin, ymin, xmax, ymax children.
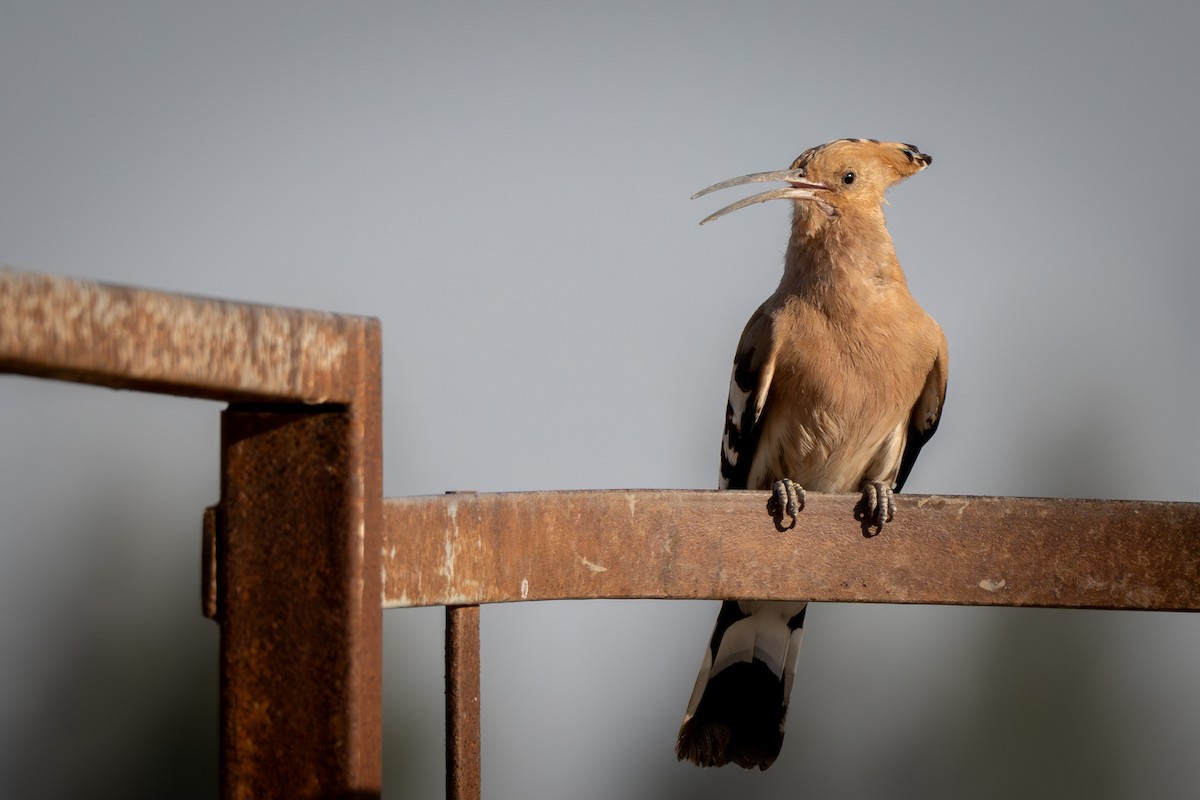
<box><xmin>383</xmin><ymin>491</ymin><xmax>1200</xmax><ymax>611</ymax></box>
<box><xmin>2</xmin><ymin>268</ymin><xmax>383</xmax><ymax>799</ymax></box>
<box><xmin>0</xmin><ymin>266</ymin><xmax>364</xmax><ymax>403</ymax></box>
<box><xmin>445</xmin><ymin>606</ymin><xmax>481</xmax><ymax>800</ymax></box>
<box><xmin>218</xmin><ymin>406</ymin><xmax>382</xmax><ymax>799</ymax></box>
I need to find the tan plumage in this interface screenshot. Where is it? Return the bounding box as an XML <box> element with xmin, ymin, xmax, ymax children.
<box><xmin>677</xmin><ymin>139</ymin><xmax>948</xmax><ymax>769</ymax></box>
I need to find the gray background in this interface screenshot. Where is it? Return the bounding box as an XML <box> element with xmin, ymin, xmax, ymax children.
<box><xmin>2</xmin><ymin>2</ymin><xmax>1198</xmax><ymax>798</ymax></box>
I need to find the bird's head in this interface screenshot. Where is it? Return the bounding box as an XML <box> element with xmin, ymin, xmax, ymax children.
<box><xmin>694</xmin><ymin>139</ymin><xmax>931</xmax><ymax>224</ymax></box>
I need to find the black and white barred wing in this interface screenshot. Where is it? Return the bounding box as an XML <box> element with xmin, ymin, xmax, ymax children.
<box><xmin>718</xmin><ymin>302</ymin><xmax>776</xmax><ymax>492</ymax></box>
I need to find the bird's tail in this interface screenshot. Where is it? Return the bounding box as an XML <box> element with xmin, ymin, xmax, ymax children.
<box><xmin>675</xmin><ymin>599</ymin><xmax>807</xmax><ymax>770</ymax></box>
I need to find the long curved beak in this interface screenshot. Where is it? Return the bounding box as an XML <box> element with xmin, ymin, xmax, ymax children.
<box><xmin>692</xmin><ymin>169</ymin><xmax>831</xmax><ymax>225</ymax></box>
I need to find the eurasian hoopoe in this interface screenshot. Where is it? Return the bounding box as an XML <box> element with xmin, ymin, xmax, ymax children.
<box><xmin>676</xmin><ymin>139</ymin><xmax>948</xmax><ymax>770</ymax></box>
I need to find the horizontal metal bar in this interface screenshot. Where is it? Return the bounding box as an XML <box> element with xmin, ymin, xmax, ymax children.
<box><xmin>0</xmin><ymin>267</ymin><xmax>377</xmax><ymax>403</ymax></box>
<box><xmin>382</xmin><ymin>490</ymin><xmax>1200</xmax><ymax>611</ymax></box>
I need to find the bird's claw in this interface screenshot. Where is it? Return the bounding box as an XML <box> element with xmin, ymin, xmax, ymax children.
<box><xmin>769</xmin><ymin>478</ymin><xmax>805</xmax><ymax>527</ymax></box>
<box><xmin>859</xmin><ymin>480</ymin><xmax>895</xmax><ymax>531</ymax></box>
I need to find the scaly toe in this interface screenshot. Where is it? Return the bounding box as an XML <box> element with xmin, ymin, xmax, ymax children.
<box><xmin>862</xmin><ymin>481</ymin><xmax>895</xmax><ymax>528</ymax></box>
<box><xmin>787</xmin><ymin>480</ymin><xmax>806</xmax><ymax>517</ymax></box>
<box><xmin>771</xmin><ymin>478</ymin><xmax>806</xmax><ymax>523</ymax></box>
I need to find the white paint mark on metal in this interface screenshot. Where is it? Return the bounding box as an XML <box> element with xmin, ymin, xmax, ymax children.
<box><xmin>580</xmin><ymin>556</ymin><xmax>608</xmax><ymax>574</ymax></box>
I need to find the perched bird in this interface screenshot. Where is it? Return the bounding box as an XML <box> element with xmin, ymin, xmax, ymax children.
<box><xmin>676</xmin><ymin>139</ymin><xmax>948</xmax><ymax>770</ymax></box>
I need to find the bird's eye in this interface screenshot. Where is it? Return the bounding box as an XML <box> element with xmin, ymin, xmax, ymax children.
<box><xmin>842</xmin><ymin>171</ymin><xmax>856</xmax><ymax>186</ymax></box>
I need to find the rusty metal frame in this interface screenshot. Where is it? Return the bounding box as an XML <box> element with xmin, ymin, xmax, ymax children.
<box><xmin>1</xmin><ymin>268</ymin><xmax>383</xmax><ymax>799</ymax></box>
<box><xmin>4</xmin><ymin>267</ymin><xmax>1200</xmax><ymax>800</ymax></box>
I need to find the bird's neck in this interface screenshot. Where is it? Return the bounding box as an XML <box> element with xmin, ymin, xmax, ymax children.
<box><xmin>780</xmin><ymin>204</ymin><xmax>907</xmax><ymax>304</ymax></box>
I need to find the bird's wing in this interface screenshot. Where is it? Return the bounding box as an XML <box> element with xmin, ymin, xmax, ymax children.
<box><xmin>894</xmin><ymin>331</ymin><xmax>948</xmax><ymax>492</ymax></box>
<box><xmin>719</xmin><ymin>302</ymin><xmax>778</xmax><ymax>491</ymax></box>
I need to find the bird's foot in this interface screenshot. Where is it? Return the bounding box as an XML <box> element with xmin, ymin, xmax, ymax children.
<box><xmin>768</xmin><ymin>478</ymin><xmax>805</xmax><ymax>529</ymax></box>
<box><xmin>857</xmin><ymin>480</ymin><xmax>895</xmax><ymax>533</ymax></box>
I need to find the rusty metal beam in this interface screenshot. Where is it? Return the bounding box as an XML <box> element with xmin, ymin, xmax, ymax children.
<box><xmin>445</xmin><ymin>606</ymin><xmax>481</xmax><ymax>800</ymax></box>
<box><xmin>383</xmin><ymin>491</ymin><xmax>1200</xmax><ymax>611</ymax></box>
<box><xmin>0</xmin><ymin>267</ymin><xmax>365</xmax><ymax>403</ymax></box>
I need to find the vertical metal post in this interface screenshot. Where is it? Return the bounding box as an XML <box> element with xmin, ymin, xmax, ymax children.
<box><xmin>216</xmin><ymin>401</ymin><xmax>382</xmax><ymax>799</ymax></box>
<box><xmin>446</xmin><ymin>605</ymin><xmax>482</xmax><ymax>800</ymax></box>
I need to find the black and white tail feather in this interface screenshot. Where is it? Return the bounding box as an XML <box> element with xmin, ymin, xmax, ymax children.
<box><xmin>676</xmin><ymin>599</ymin><xmax>807</xmax><ymax>769</ymax></box>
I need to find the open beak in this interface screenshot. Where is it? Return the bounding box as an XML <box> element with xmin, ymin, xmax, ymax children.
<box><xmin>692</xmin><ymin>169</ymin><xmax>832</xmax><ymax>225</ymax></box>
